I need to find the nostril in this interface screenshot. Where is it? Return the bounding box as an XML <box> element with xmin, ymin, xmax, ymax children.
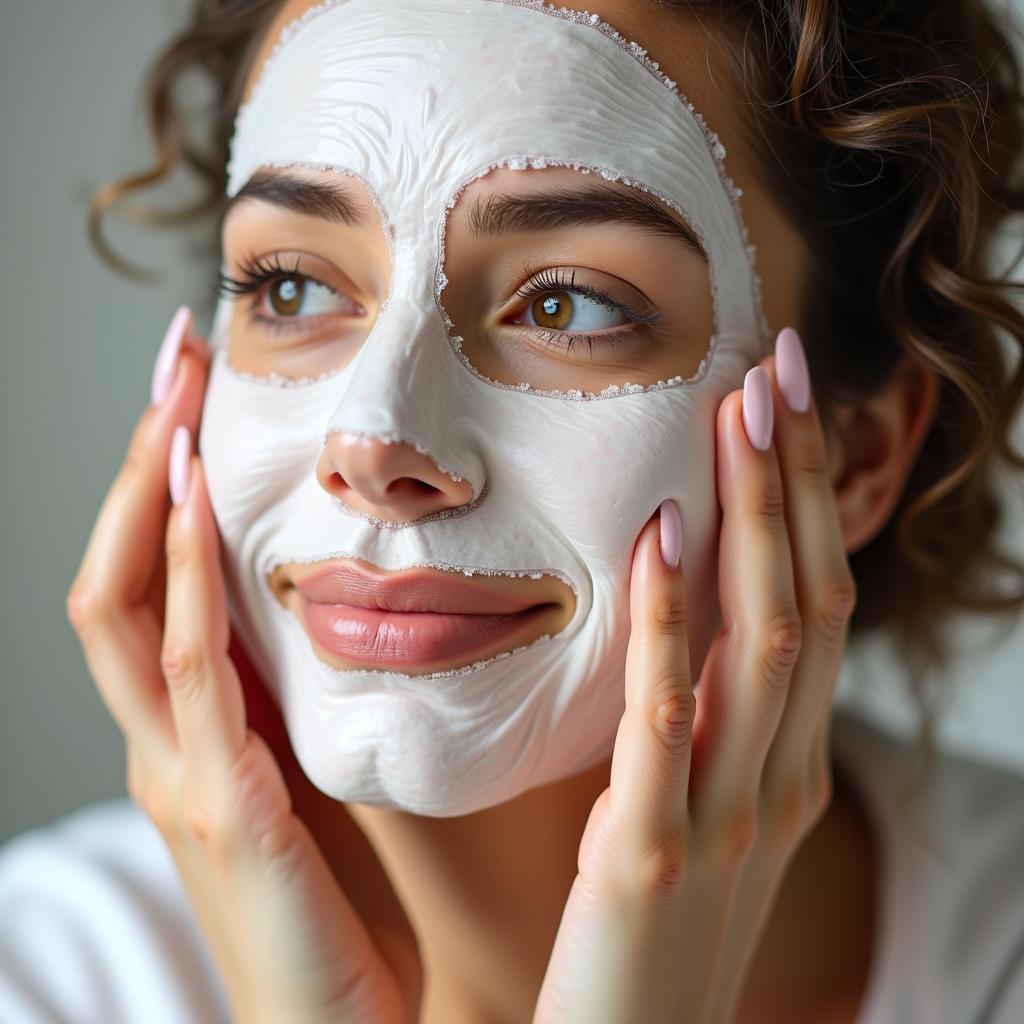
<box><xmin>329</xmin><ymin>471</ymin><xmax>442</xmax><ymax>499</ymax></box>
<box><xmin>385</xmin><ymin>478</ymin><xmax>442</xmax><ymax>498</ymax></box>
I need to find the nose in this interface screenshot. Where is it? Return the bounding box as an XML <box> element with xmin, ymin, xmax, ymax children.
<box><xmin>316</xmin><ymin>431</ymin><xmax>474</xmax><ymax>523</ymax></box>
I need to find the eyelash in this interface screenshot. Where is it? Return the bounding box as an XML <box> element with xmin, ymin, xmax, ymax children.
<box><xmin>215</xmin><ymin>254</ymin><xmax>340</xmax><ymax>331</ymax></box>
<box><xmin>512</xmin><ymin>267</ymin><xmax>664</xmax><ymax>355</ymax></box>
<box><xmin>214</xmin><ymin>258</ymin><xmax>665</xmax><ymax>351</ymax></box>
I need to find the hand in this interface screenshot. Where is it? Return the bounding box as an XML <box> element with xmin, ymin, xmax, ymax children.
<box><xmin>533</xmin><ymin>329</ymin><xmax>857</xmax><ymax>1024</ymax></box>
<box><xmin>66</xmin><ymin>309</ymin><xmax>422</xmax><ymax>1024</ymax></box>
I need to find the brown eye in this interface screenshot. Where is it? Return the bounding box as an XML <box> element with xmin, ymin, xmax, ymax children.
<box><xmin>270</xmin><ymin>276</ymin><xmax>305</xmax><ymax>316</ymax></box>
<box><xmin>532</xmin><ymin>291</ymin><xmax>574</xmax><ymax>330</ymax></box>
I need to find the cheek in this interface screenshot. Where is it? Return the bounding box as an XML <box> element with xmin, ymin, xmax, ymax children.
<box><xmin>197</xmin><ymin>356</ymin><xmax>332</xmax><ymax>543</ymax></box>
<box><xmin>477</xmin><ymin>384</ymin><xmax>724</xmax><ymax>571</ymax></box>
<box><xmin>474</xmin><ymin>382</ymin><xmax>727</xmax><ymax>681</ymax></box>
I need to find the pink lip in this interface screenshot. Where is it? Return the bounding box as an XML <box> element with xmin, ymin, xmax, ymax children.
<box><xmin>291</xmin><ymin>560</ymin><xmax>542</xmax><ymax>615</ymax></box>
<box><xmin>298</xmin><ymin>595</ymin><xmax>551</xmax><ymax>669</ymax></box>
<box><xmin>282</xmin><ymin>558</ymin><xmax>561</xmax><ymax>670</ymax></box>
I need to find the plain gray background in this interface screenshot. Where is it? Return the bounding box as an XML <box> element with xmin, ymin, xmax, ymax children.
<box><xmin>1</xmin><ymin>1</ymin><xmax>1022</xmax><ymax>845</ymax></box>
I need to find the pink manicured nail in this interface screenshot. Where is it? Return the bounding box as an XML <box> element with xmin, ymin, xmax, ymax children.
<box><xmin>742</xmin><ymin>366</ymin><xmax>774</xmax><ymax>452</ymax></box>
<box><xmin>151</xmin><ymin>306</ymin><xmax>191</xmax><ymax>407</ymax></box>
<box><xmin>775</xmin><ymin>326</ymin><xmax>810</xmax><ymax>414</ymax></box>
<box><xmin>659</xmin><ymin>498</ymin><xmax>682</xmax><ymax>570</ymax></box>
<box><xmin>169</xmin><ymin>425</ymin><xmax>192</xmax><ymax>506</ymax></box>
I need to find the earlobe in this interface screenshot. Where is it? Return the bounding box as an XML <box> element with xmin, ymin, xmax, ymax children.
<box><xmin>827</xmin><ymin>357</ymin><xmax>939</xmax><ymax>554</ymax></box>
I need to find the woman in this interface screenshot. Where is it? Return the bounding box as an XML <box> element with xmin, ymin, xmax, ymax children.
<box><xmin>2</xmin><ymin>0</ymin><xmax>1023</xmax><ymax>1021</ymax></box>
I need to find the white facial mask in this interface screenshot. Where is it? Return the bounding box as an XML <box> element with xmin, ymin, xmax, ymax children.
<box><xmin>199</xmin><ymin>0</ymin><xmax>772</xmax><ymax>816</ymax></box>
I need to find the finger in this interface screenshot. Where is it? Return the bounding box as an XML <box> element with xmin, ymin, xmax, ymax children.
<box><xmin>73</xmin><ymin>308</ymin><xmax>207</xmax><ymax>609</ymax></box>
<box><xmin>162</xmin><ymin>431</ymin><xmax>247</xmax><ymax>776</ymax></box>
<box><xmin>608</xmin><ymin>502</ymin><xmax>695</xmax><ymax>860</ymax></box>
<box><xmin>74</xmin><ymin>606</ymin><xmax>178</xmax><ymax>751</ymax></box>
<box><xmin>696</xmin><ymin>369</ymin><xmax>801</xmax><ymax>826</ymax></box>
<box><xmin>761</xmin><ymin>330</ymin><xmax>856</xmax><ymax>783</ymax></box>
<box><xmin>67</xmin><ymin>312</ymin><xmax>208</xmax><ymax>750</ymax></box>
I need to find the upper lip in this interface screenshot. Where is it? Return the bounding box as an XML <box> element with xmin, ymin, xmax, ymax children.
<box><xmin>280</xmin><ymin>559</ymin><xmax>554</xmax><ymax>615</ymax></box>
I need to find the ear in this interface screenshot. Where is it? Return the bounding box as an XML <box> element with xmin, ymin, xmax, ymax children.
<box><xmin>825</xmin><ymin>355</ymin><xmax>940</xmax><ymax>554</ymax></box>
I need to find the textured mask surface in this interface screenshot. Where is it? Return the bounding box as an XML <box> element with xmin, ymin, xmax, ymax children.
<box><xmin>200</xmin><ymin>0</ymin><xmax>772</xmax><ymax>815</ymax></box>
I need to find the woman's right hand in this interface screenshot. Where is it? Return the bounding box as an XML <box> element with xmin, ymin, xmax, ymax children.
<box><xmin>65</xmin><ymin>308</ymin><xmax>423</xmax><ymax>1024</ymax></box>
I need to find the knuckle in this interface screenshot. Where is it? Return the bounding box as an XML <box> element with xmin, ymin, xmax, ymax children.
<box><xmin>720</xmin><ymin>802</ymin><xmax>761</xmax><ymax>868</ymax></box>
<box><xmin>182</xmin><ymin>796</ymin><xmax>229</xmax><ymax>855</ymax></box>
<box><xmin>164</xmin><ymin>530</ymin><xmax>192</xmax><ymax>574</ymax></box>
<box><xmin>634</xmin><ymin>830</ymin><xmax>689</xmax><ymax>900</ymax></box>
<box><xmin>714</xmin><ymin>803</ymin><xmax>759</xmax><ymax>867</ymax></box>
<box><xmin>651</xmin><ymin>600</ymin><xmax>688</xmax><ymax>631</ymax></box>
<box><xmin>748</xmin><ymin>481</ymin><xmax>785</xmax><ymax>526</ymax></box>
<box><xmin>798</xmin><ymin>439</ymin><xmax>831</xmax><ymax>483</ymax></box>
<box><xmin>756</xmin><ymin>611</ymin><xmax>803</xmax><ymax>690</ymax></box>
<box><xmin>770</xmin><ymin>785</ymin><xmax>816</xmax><ymax>846</ymax></box>
<box><xmin>768</xmin><ymin>615</ymin><xmax>803</xmax><ymax>664</ymax></box>
<box><xmin>180</xmin><ymin>773</ymin><xmax>243</xmax><ymax>861</ymax></box>
<box><xmin>812</xmin><ymin>573</ymin><xmax>858</xmax><ymax>642</ymax></box>
<box><xmin>768</xmin><ymin>774</ymin><xmax>832</xmax><ymax>848</ymax></box>
<box><xmin>160</xmin><ymin>636</ymin><xmax>205</xmax><ymax>691</ymax></box>
<box><xmin>651</xmin><ymin>689</ymin><xmax>697</xmax><ymax>748</ymax></box>
<box><xmin>65</xmin><ymin>580</ymin><xmax>108</xmax><ymax>639</ymax></box>
<box><xmin>221</xmin><ymin>736</ymin><xmax>294</xmax><ymax>859</ymax></box>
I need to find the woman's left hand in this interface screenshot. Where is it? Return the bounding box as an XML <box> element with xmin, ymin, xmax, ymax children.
<box><xmin>533</xmin><ymin>332</ymin><xmax>858</xmax><ymax>1024</ymax></box>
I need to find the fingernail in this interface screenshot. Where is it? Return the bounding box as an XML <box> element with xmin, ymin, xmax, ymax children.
<box><xmin>742</xmin><ymin>366</ymin><xmax>774</xmax><ymax>452</ymax></box>
<box><xmin>151</xmin><ymin>306</ymin><xmax>191</xmax><ymax>407</ymax></box>
<box><xmin>659</xmin><ymin>498</ymin><xmax>682</xmax><ymax>570</ymax></box>
<box><xmin>775</xmin><ymin>326</ymin><xmax>810</xmax><ymax>414</ymax></box>
<box><xmin>169</xmin><ymin>425</ymin><xmax>192</xmax><ymax>506</ymax></box>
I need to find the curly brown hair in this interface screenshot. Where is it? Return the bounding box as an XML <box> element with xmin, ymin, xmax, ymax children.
<box><xmin>89</xmin><ymin>0</ymin><xmax>1024</xmax><ymax>781</ymax></box>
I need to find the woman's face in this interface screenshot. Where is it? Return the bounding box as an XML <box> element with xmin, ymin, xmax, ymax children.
<box><xmin>199</xmin><ymin>0</ymin><xmax>808</xmax><ymax>815</ymax></box>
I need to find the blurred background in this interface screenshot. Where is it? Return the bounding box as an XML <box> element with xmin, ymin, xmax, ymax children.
<box><xmin>1</xmin><ymin>0</ymin><xmax>1022</xmax><ymax>845</ymax></box>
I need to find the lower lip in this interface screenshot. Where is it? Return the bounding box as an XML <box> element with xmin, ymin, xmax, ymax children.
<box><xmin>297</xmin><ymin>595</ymin><xmax>552</xmax><ymax>669</ymax></box>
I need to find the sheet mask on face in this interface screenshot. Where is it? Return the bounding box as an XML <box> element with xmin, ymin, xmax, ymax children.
<box><xmin>199</xmin><ymin>0</ymin><xmax>772</xmax><ymax>816</ymax></box>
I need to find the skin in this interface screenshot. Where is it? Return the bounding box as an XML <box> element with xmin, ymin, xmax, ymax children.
<box><xmin>253</xmin><ymin>0</ymin><xmax>939</xmax><ymax>1017</ymax></box>
<box><xmin>68</xmin><ymin>2</ymin><xmax>941</xmax><ymax>1022</ymax></box>
<box><xmin>239</xmin><ymin>4</ymin><xmax>935</xmax><ymax>1017</ymax></box>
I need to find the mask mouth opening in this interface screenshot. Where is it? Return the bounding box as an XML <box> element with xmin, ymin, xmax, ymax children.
<box><xmin>262</xmin><ymin>553</ymin><xmax>581</xmax><ymax>675</ymax></box>
<box><xmin>265</xmin><ymin>554</ymin><xmax>573</xmax><ymax>614</ymax></box>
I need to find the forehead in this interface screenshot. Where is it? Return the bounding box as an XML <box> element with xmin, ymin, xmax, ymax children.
<box><xmin>236</xmin><ymin>0</ymin><xmax>763</xmax><ymax>213</ymax></box>
<box><xmin>245</xmin><ymin>0</ymin><xmax>750</xmax><ymax>167</ymax></box>
<box><xmin>229</xmin><ymin>1</ymin><xmax>734</xmax><ymax>222</ymax></box>
<box><xmin>247</xmin><ymin>0</ymin><xmax>736</xmax><ymax>113</ymax></box>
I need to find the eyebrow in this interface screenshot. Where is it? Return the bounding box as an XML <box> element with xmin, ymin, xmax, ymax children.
<box><xmin>223</xmin><ymin>170</ymin><xmax>707</xmax><ymax>264</ymax></box>
<box><xmin>222</xmin><ymin>169</ymin><xmax>365</xmax><ymax>229</ymax></box>
<box><xmin>467</xmin><ymin>184</ymin><xmax>708</xmax><ymax>263</ymax></box>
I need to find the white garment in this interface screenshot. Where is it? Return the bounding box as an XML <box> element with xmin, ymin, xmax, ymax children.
<box><xmin>1</xmin><ymin>708</ymin><xmax>1022</xmax><ymax>1023</ymax></box>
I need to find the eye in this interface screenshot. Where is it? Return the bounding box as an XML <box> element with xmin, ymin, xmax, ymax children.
<box><xmin>216</xmin><ymin>255</ymin><xmax>365</xmax><ymax>329</ymax></box>
<box><xmin>522</xmin><ymin>289</ymin><xmax>631</xmax><ymax>333</ymax></box>
<box><xmin>504</xmin><ymin>267</ymin><xmax>664</xmax><ymax>351</ymax></box>
<box><xmin>261</xmin><ymin>274</ymin><xmax>355</xmax><ymax>319</ymax></box>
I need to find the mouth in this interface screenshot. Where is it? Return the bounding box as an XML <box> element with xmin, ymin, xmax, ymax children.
<box><xmin>268</xmin><ymin>558</ymin><xmax>574</xmax><ymax>673</ymax></box>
